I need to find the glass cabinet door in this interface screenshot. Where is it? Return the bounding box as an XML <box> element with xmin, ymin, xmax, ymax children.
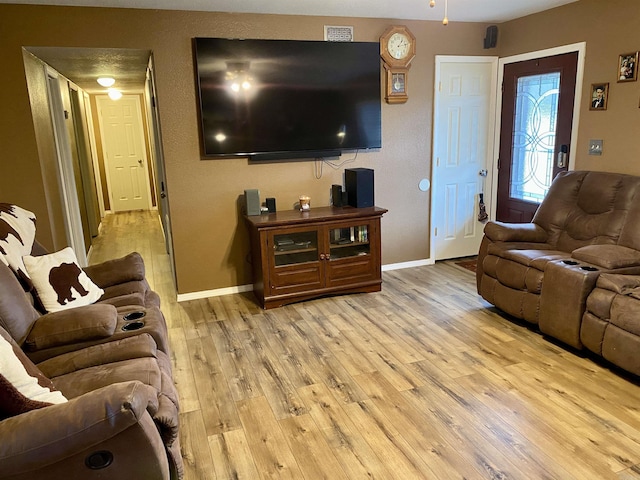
<box><xmin>328</xmin><ymin>224</ymin><xmax>370</xmax><ymax>260</ymax></box>
<box><xmin>272</xmin><ymin>230</ymin><xmax>318</xmax><ymax>266</ymax></box>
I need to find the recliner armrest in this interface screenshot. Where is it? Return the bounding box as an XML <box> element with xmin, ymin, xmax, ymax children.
<box><xmin>84</xmin><ymin>252</ymin><xmax>146</xmax><ymax>289</ymax></box>
<box><xmin>483</xmin><ymin>221</ymin><xmax>548</xmax><ymax>243</ymax></box>
<box><xmin>0</xmin><ymin>381</ymin><xmax>160</xmax><ymax>477</ymax></box>
<box><xmin>36</xmin><ymin>333</ymin><xmax>159</xmax><ymax>378</ymax></box>
<box><xmin>572</xmin><ymin>245</ymin><xmax>640</xmax><ymax>269</ymax></box>
<box><xmin>24</xmin><ymin>304</ymin><xmax>117</xmax><ymax>351</ymax></box>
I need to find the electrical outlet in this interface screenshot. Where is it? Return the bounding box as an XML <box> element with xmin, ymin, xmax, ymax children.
<box><xmin>589</xmin><ymin>139</ymin><xmax>603</xmax><ymax>155</ymax></box>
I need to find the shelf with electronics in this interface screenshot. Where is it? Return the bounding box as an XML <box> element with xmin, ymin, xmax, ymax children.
<box><xmin>244</xmin><ymin>206</ymin><xmax>387</xmax><ymax>309</ymax></box>
<box><xmin>379</xmin><ymin>25</ymin><xmax>416</xmax><ymax>104</ymax></box>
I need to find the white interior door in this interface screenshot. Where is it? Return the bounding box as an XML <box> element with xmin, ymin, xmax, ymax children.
<box><xmin>97</xmin><ymin>95</ymin><xmax>150</xmax><ymax>212</ymax></box>
<box><xmin>431</xmin><ymin>56</ymin><xmax>498</xmax><ymax>261</ymax></box>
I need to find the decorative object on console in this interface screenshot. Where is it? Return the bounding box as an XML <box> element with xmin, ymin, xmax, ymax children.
<box><xmin>379</xmin><ymin>25</ymin><xmax>415</xmax><ymax>104</ymax></box>
<box><xmin>22</xmin><ymin>247</ymin><xmax>104</xmax><ymax>313</ymax></box>
<box><xmin>266</xmin><ymin>197</ymin><xmax>276</xmax><ymax>213</ymax></box>
<box><xmin>299</xmin><ymin>196</ymin><xmax>311</xmax><ymax>211</ymax></box>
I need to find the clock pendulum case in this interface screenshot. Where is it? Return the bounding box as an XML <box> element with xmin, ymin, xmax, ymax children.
<box><xmin>379</xmin><ymin>25</ymin><xmax>416</xmax><ymax>104</ymax></box>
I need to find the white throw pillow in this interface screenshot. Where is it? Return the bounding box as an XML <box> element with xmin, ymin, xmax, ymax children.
<box><xmin>23</xmin><ymin>247</ymin><xmax>104</xmax><ymax>313</ymax></box>
<box><xmin>0</xmin><ymin>204</ymin><xmax>36</xmax><ymax>280</ymax></box>
<box><xmin>0</xmin><ymin>334</ymin><xmax>67</xmax><ymax>405</ymax></box>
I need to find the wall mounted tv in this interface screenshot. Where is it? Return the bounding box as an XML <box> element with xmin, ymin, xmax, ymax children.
<box><xmin>194</xmin><ymin>37</ymin><xmax>382</xmax><ymax>160</ymax></box>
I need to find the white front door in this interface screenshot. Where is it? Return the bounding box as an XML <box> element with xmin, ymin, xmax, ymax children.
<box><xmin>97</xmin><ymin>95</ymin><xmax>150</xmax><ymax>212</ymax></box>
<box><xmin>431</xmin><ymin>56</ymin><xmax>498</xmax><ymax>261</ymax></box>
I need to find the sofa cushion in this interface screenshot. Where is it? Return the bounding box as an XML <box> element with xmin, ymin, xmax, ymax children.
<box><xmin>572</xmin><ymin>244</ymin><xmax>640</xmax><ymax>269</ymax></box>
<box><xmin>0</xmin><ymin>328</ymin><xmax>66</xmax><ymax>420</ymax></box>
<box><xmin>23</xmin><ymin>247</ymin><xmax>104</xmax><ymax>313</ymax></box>
<box><xmin>0</xmin><ymin>204</ymin><xmax>36</xmax><ymax>288</ymax></box>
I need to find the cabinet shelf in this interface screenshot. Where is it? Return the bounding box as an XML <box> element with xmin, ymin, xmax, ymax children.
<box><xmin>245</xmin><ymin>206</ymin><xmax>387</xmax><ymax>309</ymax></box>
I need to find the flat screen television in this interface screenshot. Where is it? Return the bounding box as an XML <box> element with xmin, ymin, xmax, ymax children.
<box><xmin>194</xmin><ymin>38</ymin><xmax>382</xmax><ymax>160</ymax></box>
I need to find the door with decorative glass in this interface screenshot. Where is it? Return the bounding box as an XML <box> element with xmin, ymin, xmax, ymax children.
<box><xmin>496</xmin><ymin>52</ymin><xmax>578</xmax><ymax>222</ymax></box>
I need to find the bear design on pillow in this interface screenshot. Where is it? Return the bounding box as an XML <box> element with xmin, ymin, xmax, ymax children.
<box><xmin>49</xmin><ymin>262</ymin><xmax>89</xmax><ymax>306</ymax></box>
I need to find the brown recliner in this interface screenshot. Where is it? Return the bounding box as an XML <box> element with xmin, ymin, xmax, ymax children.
<box><xmin>0</xmin><ymin>326</ymin><xmax>181</xmax><ymax>479</ymax></box>
<box><xmin>477</xmin><ymin>170</ymin><xmax>640</xmax><ymax>350</ymax></box>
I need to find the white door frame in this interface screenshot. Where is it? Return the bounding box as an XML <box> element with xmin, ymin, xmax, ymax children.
<box><xmin>490</xmin><ymin>42</ymin><xmax>586</xmax><ymax>220</ymax></box>
<box><xmin>96</xmin><ymin>94</ymin><xmax>153</xmax><ymax>213</ymax></box>
<box><xmin>430</xmin><ymin>55</ymin><xmax>499</xmax><ymax>262</ymax></box>
<box><xmin>45</xmin><ymin>67</ymin><xmax>88</xmax><ymax>265</ymax></box>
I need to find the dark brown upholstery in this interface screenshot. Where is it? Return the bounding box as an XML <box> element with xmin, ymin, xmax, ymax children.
<box><xmin>0</xmin><ymin>234</ymin><xmax>182</xmax><ymax>478</ymax></box>
<box><xmin>477</xmin><ymin>171</ymin><xmax>640</xmax><ymax>362</ymax></box>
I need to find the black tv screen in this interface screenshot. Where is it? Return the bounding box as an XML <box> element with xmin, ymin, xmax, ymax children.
<box><xmin>194</xmin><ymin>38</ymin><xmax>382</xmax><ymax>160</ymax></box>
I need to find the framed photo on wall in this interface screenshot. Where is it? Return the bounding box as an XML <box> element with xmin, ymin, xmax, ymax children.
<box><xmin>589</xmin><ymin>83</ymin><xmax>609</xmax><ymax>110</ymax></box>
<box><xmin>617</xmin><ymin>52</ymin><xmax>638</xmax><ymax>82</ymax></box>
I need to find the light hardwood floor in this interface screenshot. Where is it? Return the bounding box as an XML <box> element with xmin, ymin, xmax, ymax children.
<box><xmin>89</xmin><ymin>211</ymin><xmax>640</xmax><ymax>480</ymax></box>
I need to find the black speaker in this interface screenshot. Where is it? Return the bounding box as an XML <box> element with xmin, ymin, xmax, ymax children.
<box><xmin>265</xmin><ymin>197</ymin><xmax>276</xmax><ymax>213</ymax></box>
<box><xmin>484</xmin><ymin>25</ymin><xmax>498</xmax><ymax>49</ymax></box>
<box><xmin>345</xmin><ymin>168</ymin><xmax>374</xmax><ymax>208</ymax></box>
<box><xmin>331</xmin><ymin>185</ymin><xmax>344</xmax><ymax>207</ymax></box>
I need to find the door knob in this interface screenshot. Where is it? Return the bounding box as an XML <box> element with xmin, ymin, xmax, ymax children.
<box><xmin>138</xmin><ymin>159</ymin><xmax>143</xmax><ymax>165</ymax></box>
<box><xmin>479</xmin><ymin>169</ymin><xmax>488</xmax><ymax>177</ymax></box>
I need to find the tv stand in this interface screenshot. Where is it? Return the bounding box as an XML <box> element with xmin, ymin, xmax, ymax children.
<box><xmin>244</xmin><ymin>206</ymin><xmax>387</xmax><ymax>309</ymax></box>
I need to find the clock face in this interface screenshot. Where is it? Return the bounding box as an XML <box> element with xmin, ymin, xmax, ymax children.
<box><xmin>387</xmin><ymin>32</ymin><xmax>411</xmax><ymax>60</ymax></box>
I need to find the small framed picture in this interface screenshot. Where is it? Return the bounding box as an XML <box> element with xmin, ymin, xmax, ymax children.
<box><xmin>617</xmin><ymin>52</ymin><xmax>638</xmax><ymax>82</ymax></box>
<box><xmin>589</xmin><ymin>83</ymin><xmax>609</xmax><ymax>110</ymax></box>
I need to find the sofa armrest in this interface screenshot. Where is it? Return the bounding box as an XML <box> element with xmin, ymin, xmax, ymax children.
<box><xmin>24</xmin><ymin>304</ymin><xmax>117</xmax><ymax>351</ymax></box>
<box><xmin>84</xmin><ymin>252</ymin><xmax>146</xmax><ymax>289</ymax></box>
<box><xmin>0</xmin><ymin>381</ymin><xmax>159</xmax><ymax>476</ymax></box>
<box><xmin>572</xmin><ymin>245</ymin><xmax>640</xmax><ymax>269</ymax></box>
<box><xmin>37</xmin><ymin>333</ymin><xmax>158</xmax><ymax>378</ymax></box>
<box><xmin>596</xmin><ymin>273</ymin><xmax>640</xmax><ymax>296</ymax></box>
<box><xmin>483</xmin><ymin>221</ymin><xmax>549</xmax><ymax>243</ymax></box>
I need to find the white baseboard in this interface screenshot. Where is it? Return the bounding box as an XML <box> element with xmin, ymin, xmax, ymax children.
<box><xmin>176</xmin><ymin>283</ymin><xmax>254</xmax><ymax>302</ymax></box>
<box><xmin>176</xmin><ymin>260</ymin><xmax>434</xmax><ymax>302</ymax></box>
<box><xmin>382</xmin><ymin>258</ymin><xmax>434</xmax><ymax>271</ymax></box>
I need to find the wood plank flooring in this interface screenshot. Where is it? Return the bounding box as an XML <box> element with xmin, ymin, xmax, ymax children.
<box><xmin>89</xmin><ymin>211</ymin><xmax>640</xmax><ymax>480</ymax></box>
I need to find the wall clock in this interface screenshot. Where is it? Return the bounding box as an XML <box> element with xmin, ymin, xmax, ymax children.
<box><xmin>380</xmin><ymin>25</ymin><xmax>416</xmax><ymax>104</ymax></box>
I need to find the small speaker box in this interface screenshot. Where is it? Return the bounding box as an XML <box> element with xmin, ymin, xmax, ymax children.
<box><xmin>331</xmin><ymin>184</ymin><xmax>344</xmax><ymax>207</ymax></box>
<box><xmin>484</xmin><ymin>25</ymin><xmax>498</xmax><ymax>49</ymax></box>
<box><xmin>244</xmin><ymin>189</ymin><xmax>261</xmax><ymax>216</ymax></box>
<box><xmin>345</xmin><ymin>168</ymin><xmax>374</xmax><ymax>208</ymax></box>
<box><xmin>266</xmin><ymin>197</ymin><xmax>276</xmax><ymax>213</ymax></box>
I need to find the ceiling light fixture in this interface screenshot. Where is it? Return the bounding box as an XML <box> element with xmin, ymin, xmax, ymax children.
<box><xmin>97</xmin><ymin>77</ymin><xmax>115</xmax><ymax>87</ymax></box>
<box><xmin>429</xmin><ymin>0</ymin><xmax>449</xmax><ymax>26</ymax></box>
<box><xmin>107</xmin><ymin>88</ymin><xmax>122</xmax><ymax>100</ymax></box>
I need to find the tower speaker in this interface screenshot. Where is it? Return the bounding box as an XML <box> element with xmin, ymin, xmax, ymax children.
<box><xmin>484</xmin><ymin>25</ymin><xmax>498</xmax><ymax>49</ymax></box>
<box><xmin>331</xmin><ymin>184</ymin><xmax>344</xmax><ymax>207</ymax></box>
<box><xmin>265</xmin><ymin>197</ymin><xmax>276</xmax><ymax>213</ymax></box>
<box><xmin>345</xmin><ymin>168</ymin><xmax>374</xmax><ymax>208</ymax></box>
<box><xmin>244</xmin><ymin>189</ymin><xmax>261</xmax><ymax>216</ymax></box>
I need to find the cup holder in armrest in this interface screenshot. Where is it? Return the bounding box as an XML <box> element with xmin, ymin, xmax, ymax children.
<box><xmin>123</xmin><ymin>311</ymin><xmax>146</xmax><ymax>321</ymax></box>
<box><xmin>122</xmin><ymin>321</ymin><xmax>145</xmax><ymax>331</ymax></box>
<box><xmin>580</xmin><ymin>266</ymin><xmax>599</xmax><ymax>271</ymax></box>
<box><xmin>562</xmin><ymin>260</ymin><xmax>579</xmax><ymax>265</ymax></box>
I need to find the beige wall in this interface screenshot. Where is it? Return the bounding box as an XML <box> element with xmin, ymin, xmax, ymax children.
<box><xmin>499</xmin><ymin>0</ymin><xmax>640</xmax><ymax>175</ymax></box>
<box><xmin>3</xmin><ymin>1</ymin><xmax>638</xmax><ymax>296</ymax></box>
<box><xmin>0</xmin><ymin>4</ymin><xmax>490</xmax><ymax>295</ymax></box>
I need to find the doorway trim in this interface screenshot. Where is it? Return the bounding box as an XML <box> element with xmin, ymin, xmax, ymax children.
<box><xmin>490</xmin><ymin>42</ymin><xmax>586</xmax><ymax>220</ymax></box>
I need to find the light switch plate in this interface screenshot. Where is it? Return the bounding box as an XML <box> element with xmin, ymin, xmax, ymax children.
<box><xmin>589</xmin><ymin>139</ymin><xmax>603</xmax><ymax>155</ymax></box>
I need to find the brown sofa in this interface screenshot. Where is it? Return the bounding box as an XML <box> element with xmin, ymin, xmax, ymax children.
<box><xmin>477</xmin><ymin>171</ymin><xmax>640</xmax><ymax>360</ymax></box>
<box><xmin>582</xmin><ymin>273</ymin><xmax>640</xmax><ymax>376</ymax></box>
<box><xmin>0</xmin><ymin>250</ymin><xmax>182</xmax><ymax>479</ymax></box>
